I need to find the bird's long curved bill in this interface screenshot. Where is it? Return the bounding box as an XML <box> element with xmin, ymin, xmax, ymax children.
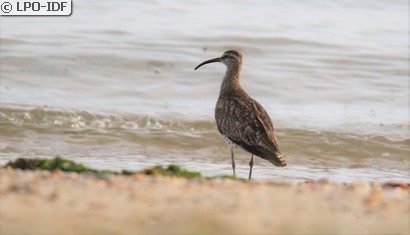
<box><xmin>194</xmin><ymin>57</ymin><xmax>221</xmax><ymax>70</ymax></box>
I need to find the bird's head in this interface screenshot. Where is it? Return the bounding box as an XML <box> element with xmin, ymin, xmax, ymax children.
<box><xmin>195</xmin><ymin>50</ymin><xmax>242</xmax><ymax>70</ymax></box>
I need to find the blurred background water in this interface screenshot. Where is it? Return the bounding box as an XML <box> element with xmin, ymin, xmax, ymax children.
<box><xmin>0</xmin><ymin>0</ymin><xmax>408</xmax><ymax>182</ymax></box>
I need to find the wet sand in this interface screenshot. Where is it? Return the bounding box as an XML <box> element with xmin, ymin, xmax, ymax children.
<box><xmin>0</xmin><ymin>168</ymin><xmax>408</xmax><ymax>235</ymax></box>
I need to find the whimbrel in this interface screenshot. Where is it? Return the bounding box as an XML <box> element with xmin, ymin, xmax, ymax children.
<box><xmin>195</xmin><ymin>50</ymin><xmax>286</xmax><ymax>180</ymax></box>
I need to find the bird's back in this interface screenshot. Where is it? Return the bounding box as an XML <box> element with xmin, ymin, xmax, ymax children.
<box><xmin>215</xmin><ymin>90</ymin><xmax>286</xmax><ymax>167</ymax></box>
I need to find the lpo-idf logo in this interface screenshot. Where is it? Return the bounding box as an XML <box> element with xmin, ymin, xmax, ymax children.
<box><xmin>1</xmin><ymin>0</ymin><xmax>72</xmax><ymax>16</ymax></box>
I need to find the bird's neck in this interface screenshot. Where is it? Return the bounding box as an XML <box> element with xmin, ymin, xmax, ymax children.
<box><xmin>219</xmin><ymin>64</ymin><xmax>243</xmax><ymax>95</ymax></box>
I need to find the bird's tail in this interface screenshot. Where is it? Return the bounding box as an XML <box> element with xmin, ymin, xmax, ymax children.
<box><xmin>268</xmin><ymin>152</ymin><xmax>287</xmax><ymax>167</ymax></box>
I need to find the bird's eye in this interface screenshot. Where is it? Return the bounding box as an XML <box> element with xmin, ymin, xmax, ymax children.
<box><xmin>222</xmin><ymin>54</ymin><xmax>230</xmax><ymax>59</ymax></box>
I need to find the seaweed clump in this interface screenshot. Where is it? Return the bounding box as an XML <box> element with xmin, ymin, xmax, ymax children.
<box><xmin>5</xmin><ymin>157</ymin><xmax>93</xmax><ymax>173</ymax></box>
<box><xmin>142</xmin><ymin>164</ymin><xmax>201</xmax><ymax>178</ymax></box>
<box><xmin>4</xmin><ymin>157</ymin><xmax>245</xmax><ymax>181</ymax></box>
<box><xmin>4</xmin><ymin>157</ymin><xmax>202</xmax><ymax>178</ymax></box>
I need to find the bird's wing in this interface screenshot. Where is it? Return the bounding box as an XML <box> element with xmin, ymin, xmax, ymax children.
<box><xmin>215</xmin><ymin>96</ymin><xmax>282</xmax><ymax>159</ymax></box>
<box><xmin>215</xmin><ymin>96</ymin><xmax>257</xmax><ymax>143</ymax></box>
<box><xmin>251</xmin><ymin>100</ymin><xmax>281</xmax><ymax>151</ymax></box>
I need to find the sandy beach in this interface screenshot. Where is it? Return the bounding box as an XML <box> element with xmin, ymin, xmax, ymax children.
<box><xmin>0</xmin><ymin>167</ymin><xmax>408</xmax><ymax>235</ymax></box>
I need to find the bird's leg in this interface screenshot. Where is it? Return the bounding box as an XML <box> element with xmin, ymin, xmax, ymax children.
<box><xmin>231</xmin><ymin>148</ymin><xmax>236</xmax><ymax>177</ymax></box>
<box><xmin>248</xmin><ymin>154</ymin><xmax>254</xmax><ymax>180</ymax></box>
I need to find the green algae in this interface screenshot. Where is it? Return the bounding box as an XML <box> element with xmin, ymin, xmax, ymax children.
<box><xmin>3</xmin><ymin>157</ymin><xmax>202</xmax><ymax>178</ymax></box>
<box><xmin>5</xmin><ymin>157</ymin><xmax>94</xmax><ymax>173</ymax></box>
<box><xmin>141</xmin><ymin>164</ymin><xmax>201</xmax><ymax>178</ymax></box>
<box><xmin>3</xmin><ymin>157</ymin><xmax>245</xmax><ymax>181</ymax></box>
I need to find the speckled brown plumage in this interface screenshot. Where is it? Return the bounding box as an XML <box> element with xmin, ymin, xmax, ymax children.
<box><xmin>195</xmin><ymin>50</ymin><xmax>286</xmax><ymax>179</ymax></box>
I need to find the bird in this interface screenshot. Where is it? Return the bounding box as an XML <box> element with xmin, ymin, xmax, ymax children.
<box><xmin>194</xmin><ymin>50</ymin><xmax>286</xmax><ymax>180</ymax></box>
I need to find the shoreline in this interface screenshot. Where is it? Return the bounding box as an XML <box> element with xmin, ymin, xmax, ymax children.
<box><xmin>0</xmin><ymin>161</ymin><xmax>408</xmax><ymax>235</ymax></box>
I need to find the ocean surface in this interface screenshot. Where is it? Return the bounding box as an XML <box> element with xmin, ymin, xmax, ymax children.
<box><xmin>0</xmin><ymin>0</ymin><xmax>408</xmax><ymax>182</ymax></box>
